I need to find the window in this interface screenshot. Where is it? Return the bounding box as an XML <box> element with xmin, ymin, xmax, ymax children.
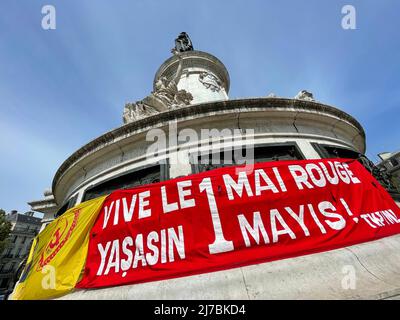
<box><xmin>4</xmin><ymin>248</ymin><xmax>12</xmax><ymax>258</ymax></box>
<box><xmin>8</xmin><ymin>263</ymin><xmax>15</xmax><ymax>272</ymax></box>
<box><xmin>311</xmin><ymin>143</ymin><xmax>360</xmax><ymax>159</ymax></box>
<box><xmin>82</xmin><ymin>164</ymin><xmax>164</xmax><ymax>203</ymax></box>
<box><xmin>253</xmin><ymin>143</ymin><xmax>304</xmax><ymax>162</ymax></box>
<box><xmin>55</xmin><ymin>202</ymin><xmax>69</xmax><ymax>218</ymax></box>
<box><xmin>191</xmin><ymin>143</ymin><xmax>304</xmax><ymax>174</ymax></box>
<box><xmin>390</xmin><ymin>157</ymin><xmax>399</xmax><ymax>167</ymax></box>
<box><xmin>55</xmin><ymin>193</ymin><xmax>79</xmax><ymax>218</ymax></box>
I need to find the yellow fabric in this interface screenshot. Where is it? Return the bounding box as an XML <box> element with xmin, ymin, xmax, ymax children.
<box><xmin>10</xmin><ymin>196</ymin><xmax>106</xmax><ymax>300</ymax></box>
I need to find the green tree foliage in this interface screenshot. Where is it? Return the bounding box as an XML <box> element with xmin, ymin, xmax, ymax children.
<box><xmin>0</xmin><ymin>209</ymin><xmax>12</xmax><ymax>254</ymax></box>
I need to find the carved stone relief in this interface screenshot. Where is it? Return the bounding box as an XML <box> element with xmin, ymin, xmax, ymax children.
<box><xmin>198</xmin><ymin>72</ymin><xmax>222</xmax><ymax>92</ymax></box>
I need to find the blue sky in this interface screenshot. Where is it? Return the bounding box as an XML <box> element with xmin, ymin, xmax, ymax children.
<box><xmin>0</xmin><ymin>0</ymin><xmax>399</xmax><ymax>215</ymax></box>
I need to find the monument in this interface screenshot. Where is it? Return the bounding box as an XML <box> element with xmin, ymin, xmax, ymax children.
<box><xmin>27</xmin><ymin>33</ymin><xmax>400</xmax><ymax>299</ymax></box>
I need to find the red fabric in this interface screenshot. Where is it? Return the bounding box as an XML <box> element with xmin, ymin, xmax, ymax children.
<box><xmin>77</xmin><ymin>159</ymin><xmax>400</xmax><ymax>289</ymax></box>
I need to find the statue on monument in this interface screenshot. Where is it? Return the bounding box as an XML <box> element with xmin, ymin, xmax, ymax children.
<box><xmin>123</xmin><ymin>34</ymin><xmax>194</xmax><ymax>124</ymax></box>
<box><xmin>172</xmin><ymin>32</ymin><xmax>194</xmax><ymax>53</ymax></box>
<box><xmin>151</xmin><ymin>53</ymin><xmax>193</xmax><ymax>109</ymax></box>
<box><xmin>123</xmin><ymin>100</ymin><xmax>158</xmax><ymax>123</ymax></box>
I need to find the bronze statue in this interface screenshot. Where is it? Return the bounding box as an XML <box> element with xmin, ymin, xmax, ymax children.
<box><xmin>173</xmin><ymin>32</ymin><xmax>193</xmax><ymax>53</ymax></box>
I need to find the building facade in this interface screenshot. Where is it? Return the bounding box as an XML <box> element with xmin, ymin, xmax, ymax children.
<box><xmin>376</xmin><ymin>151</ymin><xmax>400</xmax><ymax>192</ymax></box>
<box><xmin>0</xmin><ymin>211</ymin><xmax>41</xmax><ymax>295</ymax></box>
<box><xmin>27</xmin><ymin>35</ymin><xmax>400</xmax><ymax>299</ymax></box>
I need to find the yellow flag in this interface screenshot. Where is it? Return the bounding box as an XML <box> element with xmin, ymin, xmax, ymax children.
<box><xmin>10</xmin><ymin>196</ymin><xmax>107</xmax><ymax>300</ymax></box>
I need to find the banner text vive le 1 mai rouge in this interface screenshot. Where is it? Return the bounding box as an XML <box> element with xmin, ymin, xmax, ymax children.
<box><xmin>77</xmin><ymin>158</ymin><xmax>400</xmax><ymax>289</ymax></box>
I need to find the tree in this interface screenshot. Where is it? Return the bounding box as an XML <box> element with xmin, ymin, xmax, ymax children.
<box><xmin>0</xmin><ymin>209</ymin><xmax>12</xmax><ymax>254</ymax></box>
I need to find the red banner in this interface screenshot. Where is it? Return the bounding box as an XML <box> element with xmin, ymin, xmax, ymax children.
<box><xmin>77</xmin><ymin>159</ymin><xmax>400</xmax><ymax>289</ymax></box>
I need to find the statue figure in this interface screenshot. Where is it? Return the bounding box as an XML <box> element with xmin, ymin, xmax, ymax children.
<box><xmin>173</xmin><ymin>89</ymin><xmax>193</xmax><ymax>108</ymax></box>
<box><xmin>198</xmin><ymin>72</ymin><xmax>221</xmax><ymax>92</ymax></box>
<box><xmin>123</xmin><ymin>100</ymin><xmax>158</xmax><ymax>123</ymax></box>
<box><xmin>294</xmin><ymin>90</ymin><xmax>315</xmax><ymax>101</ymax></box>
<box><xmin>173</xmin><ymin>32</ymin><xmax>194</xmax><ymax>53</ymax></box>
<box><xmin>123</xmin><ymin>52</ymin><xmax>193</xmax><ymax>124</ymax></box>
<box><xmin>151</xmin><ymin>53</ymin><xmax>192</xmax><ymax>108</ymax></box>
